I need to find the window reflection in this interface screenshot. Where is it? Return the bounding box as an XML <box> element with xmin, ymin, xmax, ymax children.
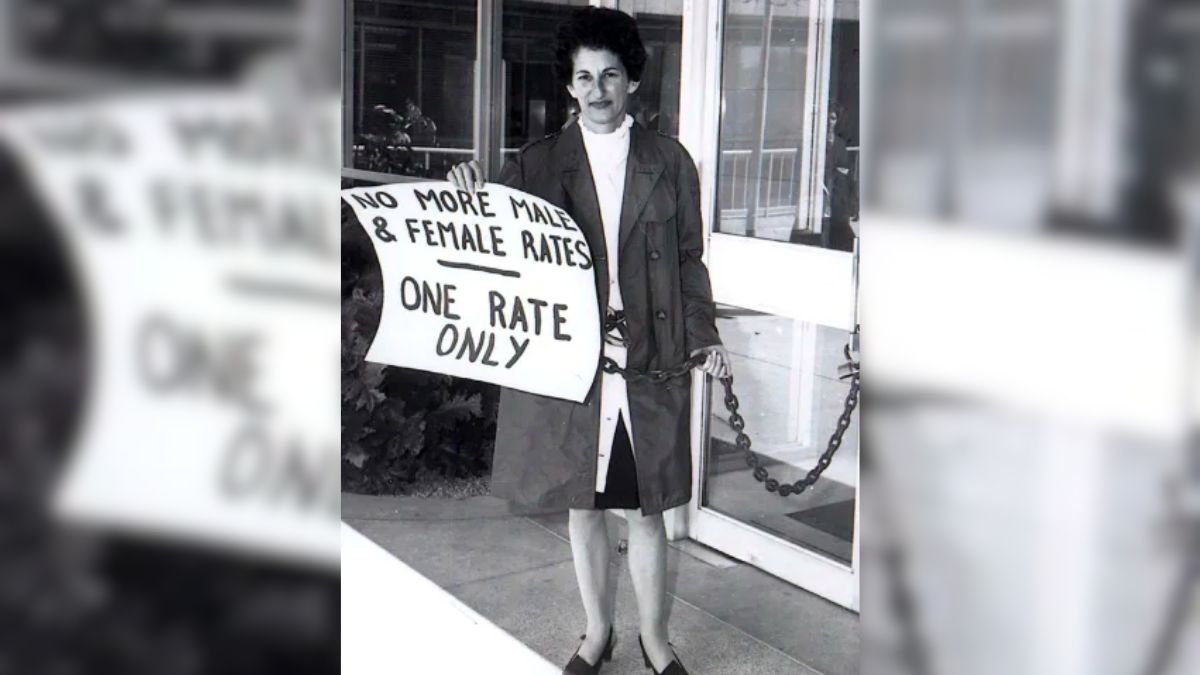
<box><xmin>704</xmin><ymin>305</ymin><xmax>859</xmax><ymax>565</ymax></box>
<box><xmin>348</xmin><ymin>0</ymin><xmax>478</xmax><ymax>178</ymax></box>
<box><xmin>501</xmin><ymin>1</ymin><xmax>589</xmax><ymax>153</ymax></box>
<box><xmin>501</xmin><ymin>0</ymin><xmax>682</xmax><ymax>152</ymax></box>
<box><xmin>715</xmin><ymin>0</ymin><xmax>859</xmax><ymax>251</ymax></box>
<box><xmin>618</xmin><ymin>0</ymin><xmax>684</xmax><ymax>138</ymax></box>
<box><xmin>347</xmin><ymin>0</ymin><xmax>684</xmax><ymax>178</ymax></box>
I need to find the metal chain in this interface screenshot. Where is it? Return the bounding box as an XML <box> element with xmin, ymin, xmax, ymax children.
<box><xmin>600</xmin><ymin>353</ymin><xmax>703</xmax><ymax>386</ymax></box>
<box><xmin>600</xmin><ymin>336</ymin><xmax>860</xmax><ymax>497</ymax></box>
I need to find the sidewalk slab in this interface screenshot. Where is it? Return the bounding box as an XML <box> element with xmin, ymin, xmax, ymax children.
<box><xmin>673</xmin><ymin>564</ymin><xmax>858</xmax><ymax>675</ymax></box>
<box><xmin>341</xmin><ymin>523</ymin><xmax>557</xmax><ymax>675</ymax></box>
<box><xmin>346</xmin><ymin>494</ymin><xmax>572</xmax><ymax>589</ymax></box>
<box><xmin>449</xmin><ymin>557</ymin><xmax>819</xmax><ymax>675</ymax></box>
<box><xmin>344</xmin><ymin>493</ymin><xmax>859</xmax><ymax>675</ymax></box>
<box><xmin>343</xmin><ymin>492</ymin><xmax>516</xmax><ymax>521</ymax></box>
<box><xmin>531</xmin><ymin>510</ymin><xmax>859</xmax><ymax>675</ymax></box>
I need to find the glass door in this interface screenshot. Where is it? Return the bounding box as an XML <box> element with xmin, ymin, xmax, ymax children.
<box><xmin>686</xmin><ymin>0</ymin><xmax>860</xmax><ymax>611</ymax></box>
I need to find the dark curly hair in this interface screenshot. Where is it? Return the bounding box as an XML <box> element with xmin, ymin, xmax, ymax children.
<box><xmin>554</xmin><ymin>7</ymin><xmax>647</xmax><ymax>87</ymax></box>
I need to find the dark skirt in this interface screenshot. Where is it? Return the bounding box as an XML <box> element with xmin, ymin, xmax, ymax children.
<box><xmin>593</xmin><ymin>414</ymin><xmax>641</xmax><ymax>510</ymax></box>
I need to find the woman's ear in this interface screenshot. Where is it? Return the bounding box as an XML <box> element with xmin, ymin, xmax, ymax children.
<box><xmin>627</xmin><ymin>80</ymin><xmax>641</xmax><ymax>95</ymax></box>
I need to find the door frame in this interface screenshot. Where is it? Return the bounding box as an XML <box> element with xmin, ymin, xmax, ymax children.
<box><xmin>673</xmin><ymin>0</ymin><xmax>860</xmax><ymax>612</ymax></box>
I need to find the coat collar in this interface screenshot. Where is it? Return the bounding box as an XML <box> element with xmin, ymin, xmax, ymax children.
<box><xmin>555</xmin><ymin>119</ymin><xmax>665</xmax><ymax>255</ymax></box>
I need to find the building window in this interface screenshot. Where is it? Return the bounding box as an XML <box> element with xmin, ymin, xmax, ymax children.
<box><xmin>618</xmin><ymin>0</ymin><xmax>684</xmax><ymax>138</ymax></box>
<box><xmin>346</xmin><ymin>0</ymin><xmax>479</xmax><ymax>179</ymax></box>
<box><xmin>344</xmin><ymin>0</ymin><xmax>683</xmax><ymax>182</ymax></box>
<box><xmin>714</xmin><ymin>0</ymin><xmax>859</xmax><ymax>251</ymax></box>
<box><xmin>500</xmin><ymin>1</ymin><xmax>589</xmax><ymax>153</ymax></box>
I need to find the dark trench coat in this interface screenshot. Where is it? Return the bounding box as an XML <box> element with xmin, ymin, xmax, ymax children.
<box><xmin>489</xmin><ymin>120</ymin><xmax>722</xmax><ymax>516</ymax></box>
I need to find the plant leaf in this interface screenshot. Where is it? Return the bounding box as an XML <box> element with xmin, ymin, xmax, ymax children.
<box><xmin>344</xmin><ymin>445</ymin><xmax>369</xmax><ymax>469</ymax></box>
<box><xmin>433</xmin><ymin>392</ymin><xmax>482</xmax><ymax>420</ymax></box>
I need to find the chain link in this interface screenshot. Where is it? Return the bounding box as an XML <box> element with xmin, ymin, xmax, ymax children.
<box><xmin>600</xmin><ymin>353</ymin><xmax>704</xmax><ymax>386</ymax></box>
<box><xmin>600</xmin><ymin>338</ymin><xmax>860</xmax><ymax>497</ymax></box>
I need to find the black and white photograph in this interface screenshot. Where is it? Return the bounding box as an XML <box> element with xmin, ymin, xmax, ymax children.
<box><xmin>340</xmin><ymin>1</ymin><xmax>861</xmax><ymax>673</ymax></box>
<box><xmin>1</xmin><ymin>1</ymin><xmax>1199</xmax><ymax>675</ymax></box>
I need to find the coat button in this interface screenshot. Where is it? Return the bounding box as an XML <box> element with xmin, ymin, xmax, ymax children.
<box><xmin>656</xmin><ymin>310</ymin><xmax>667</xmax><ymax>320</ymax></box>
<box><xmin>649</xmin><ymin>250</ymin><xmax>661</xmax><ymax>261</ymax></box>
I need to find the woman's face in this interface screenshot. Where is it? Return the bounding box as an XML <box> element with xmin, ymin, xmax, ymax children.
<box><xmin>566</xmin><ymin>47</ymin><xmax>640</xmax><ymax>133</ymax></box>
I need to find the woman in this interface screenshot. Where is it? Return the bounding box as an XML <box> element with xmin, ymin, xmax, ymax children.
<box><xmin>447</xmin><ymin>9</ymin><xmax>729</xmax><ymax>675</ymax></box>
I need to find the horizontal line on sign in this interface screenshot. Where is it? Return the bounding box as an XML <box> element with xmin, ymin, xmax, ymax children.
<box><xmin>226</xmin><ymin>275</ymin><xmax>340</xmax><ymax>306</ymax></box>
<box><xmin>436</xmin><ymin>259</ymin><xmax>521</xmax><ymax>278</ymax></box>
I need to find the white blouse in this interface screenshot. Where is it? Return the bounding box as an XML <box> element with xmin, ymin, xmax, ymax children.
<box><xmin>580</xmin><ymin>115</ymin><xmax>635</xmax><ymax>493</ymax></box>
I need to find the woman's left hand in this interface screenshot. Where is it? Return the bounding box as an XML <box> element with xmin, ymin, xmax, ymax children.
<box><xmin>690</xmin><ymin>345</ymin><xmax>732</xmax><ymax>380</ymax></box>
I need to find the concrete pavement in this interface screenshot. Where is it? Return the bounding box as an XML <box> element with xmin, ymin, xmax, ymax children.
<box><xmin>343</xmin><ymin>493</ymin><xmax>858</xmax><ymax>675</ymax></box>
<box><xmin>342</xmin><ymin>523</ymin><xmax>559</xmax><ymax>674</ymax></box>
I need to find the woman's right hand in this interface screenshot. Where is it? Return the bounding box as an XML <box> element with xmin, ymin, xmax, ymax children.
<box><xmin>446</xmin><ymin>160</ymin><xmax>485</xmax><ymax>194</ymax></box>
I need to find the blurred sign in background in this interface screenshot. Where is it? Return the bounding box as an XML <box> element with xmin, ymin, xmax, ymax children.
<box><xmin>0</xmin><ymin>0</ymin><xmax>340</xmax><ymax>673</ymax></box>
<box><xmin>0</xmin><ymin>93</ymin><xmax>342</xmax><ymax>563</ymax></box>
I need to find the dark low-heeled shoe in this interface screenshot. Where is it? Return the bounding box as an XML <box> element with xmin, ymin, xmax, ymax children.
<box><xmin>563</xmin><ymin>626</ymin><xmax>615</xmax><ymax>675</ymax></box>
<box><xmin>639</xmin><ymin>635</ymin><xmax>689</xmax><ymax>675</ymax></box>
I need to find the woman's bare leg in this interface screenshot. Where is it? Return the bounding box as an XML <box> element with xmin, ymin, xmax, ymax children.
<box><xmin>568</xmin><ymin>508</ymin><xmax>613</xmax><ymax>663</ymax></box>
<box><xmin>625</xmin><ymin>508</ymin><xmax>674</xmax><ymax>670</ymax></box>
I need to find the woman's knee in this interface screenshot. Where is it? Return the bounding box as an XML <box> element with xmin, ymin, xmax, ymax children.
<box><xmin>569</xmin><ymin>508</ymin><xmax>607</xmax><ymax>525</ymax></box>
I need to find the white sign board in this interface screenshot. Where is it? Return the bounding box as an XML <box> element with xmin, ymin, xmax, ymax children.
<box><xmin>341</xmin><ymin>182</ymin><xmax>601</xmax><ymax>403</ymax></box>
<box><xmin>0</xmin><ymin>93</ymin><xmax>341</xmax><ymax>565</ymax></box>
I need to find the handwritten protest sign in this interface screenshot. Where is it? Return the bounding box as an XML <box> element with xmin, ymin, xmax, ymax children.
<box><xmin>0</xmin><ymin>93</ymin><xmax>340</xmax><ymax>565</ymax></box>
<box><xmin>342</xmin><ymin>182</ymin><xmax>601</xmax><ymax>403</ymax></box>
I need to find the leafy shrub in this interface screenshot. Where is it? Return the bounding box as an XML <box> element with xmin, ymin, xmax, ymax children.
<box><xmin>341</xmin><ymin>205</ymin><xmax>499</xmax><ymax>495</ymax></box>
<box><xmin>353</xmin><ymin>101</ymin><xmax>442</xmax><ymax>178</ymax></box>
